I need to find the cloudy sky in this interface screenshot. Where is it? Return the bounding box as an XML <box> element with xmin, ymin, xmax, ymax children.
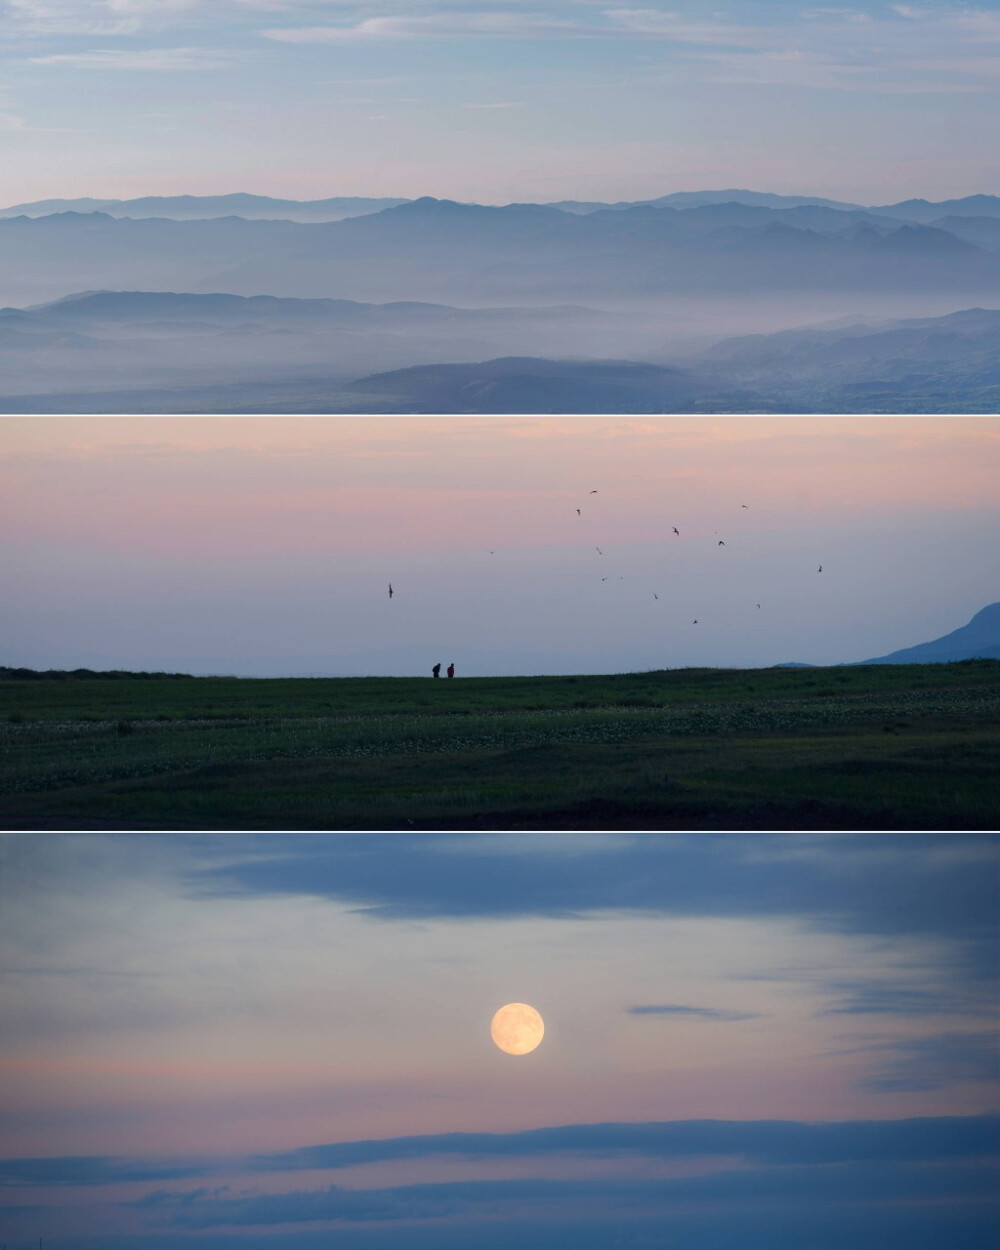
<box><xmin>2</xmin><ymin>1</ymin><xmax>998</xmax><ymax>204</ymax></box>
<box><xmin>0</xmin><ymin>832</ymin><xmax>997</xmax><ymax>1250</ymax></box>
<box><xmin>2</xmin><ymin>416</ymin><xmax>998</xmax><ymax>676</ymax></box>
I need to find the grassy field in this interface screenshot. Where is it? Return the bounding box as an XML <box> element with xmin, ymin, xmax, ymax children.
<box><xmin>1</xmin><ymin>661</ymin><xmax>998</xmax><ymax>829</ymax></box>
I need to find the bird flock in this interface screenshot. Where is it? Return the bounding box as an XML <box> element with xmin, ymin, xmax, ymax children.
<box><xmin>388</xmin><ymin>488</ymin><xmax>825</xmax><ymax>629</ymax></box>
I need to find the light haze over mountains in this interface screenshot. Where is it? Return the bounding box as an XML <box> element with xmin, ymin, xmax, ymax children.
<box><xmin>1</xmin><ymin>188</ymin><xmax>998</xmax><ymax>412</ymax></box>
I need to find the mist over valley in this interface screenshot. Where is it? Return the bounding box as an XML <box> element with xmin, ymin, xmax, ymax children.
<box><xmin>2</xmin><ymin>189</ymin><xmax>998</xmax><ymax>411</ymax></box>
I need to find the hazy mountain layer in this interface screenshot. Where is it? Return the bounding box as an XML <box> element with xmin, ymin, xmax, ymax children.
<box><xmin>859</xmin><ymin>604</ymin><xmax>1000</xmax><ymax>664</ymax></box>
<box><xmin>0</xmin><ymin>290</ymin><xmax>623</xmax><ymax>409</ymax></box>
<box><xmin>867</xmin><ymin>195</ymin><xmax>1000</xmax><ymax>222</ymax></box>
<box><xmin>0</xmin><ymin>297</ymin><xmax>996</xmax><ymax>412</ymax></box>
<box><xmin>0</xmin><ymin>194</ymin><xmax>409</xmax><ymax>222</ymax></box>
<box><xmin>686</xmin><ymin>307</ymin><xmax>1000</xmax><ymax>412</ymax></box>
<box><xmin>344</xmin><ymin>356</ymin><xmax>767</xmax><ymax>413</ymax></box>
<box><xmin>2</xmin><ymin>196</ymin><xmax>999</xmax><ymax>310</ymax></box>
<box><xmin>6</xmin><ymin>189</ymin><xmax>997</xmax><ymax>222</ymax></box>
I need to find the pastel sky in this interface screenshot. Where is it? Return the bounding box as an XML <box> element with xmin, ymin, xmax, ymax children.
<box><xmin>0</xmin><ymin>832</ymin><xmax>997</xmax><ymax>1250</ymax></box>
<box><xmin>2</xmin><ymin>1</ymin><xmax>998</xmax><ymax>204</ymax></box>
<box><xmin>1</xmin><ymin>416</ymin><xmax>998</xmax><ymax>675</ymax></box>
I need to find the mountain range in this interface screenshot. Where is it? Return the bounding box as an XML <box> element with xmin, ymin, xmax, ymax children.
<box><xmin>2</xmin><ymin>194</ymin><xmax>999</xmax><ymax>310</ymax></box>
<box><xmin>859</xmin><ymin>603</ymin><xmax>1000</xmax><ymax>664</ymax></box>
<box><xmin>0</xmin><ymin>290</ymin><xmax>616</xmax><ymax>410</ymax></box>
<box><xmin>1</xmin><ymin>295</ymin><xmax>996</xmax><ymax>412</ymax></box>
<box><xmin>0</xmin><ymin>193</ymin><xmax>409</xmax><ymax>223</ymax></box>
<box><xmin>1</xmin><ymin>186</ymin><xmax>997</xmax><ymax>411</ymax></box>
<box><xmin>339</xmin><ymin>306</ymin><xmax>1000</xmax><ymax>413</ymax></box>
<box><xmin>4</xmin><ymin>189</ymin><xmax>998</xmax><ymax>223</ymax></box>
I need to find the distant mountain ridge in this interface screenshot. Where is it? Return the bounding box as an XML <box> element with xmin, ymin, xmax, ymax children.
<box><xmin>0</xmin><ymin>193</ymin><xmax>409</xmax><ymax>223</ymax></box>
<box><xmin>859</xmin><ymin>603</ymin><xmax>1000</xmax><ymax>664</ymax></box>
<box><xmin>549</xmin><ymin>190</ymin><xmax>865</xmax><ymax>214</ymax></box>
<box><xmin>345</xmin><ymin>356</ymin><xmax>767</xmax><ymax>413</ymax></box>
<box><xmin>14</xmin><ymin>288</ymin><xmax>494</xmax><ymax>326</ymax></box>
<box><xmin>3</xmin><ymin>189</ymin><xmax>997</xmax><ymax>225</ymax></box>
<box><xmin>4</xmin><ymin>197</ymin><xmax>997</xmax><ymax>310</ymax></box>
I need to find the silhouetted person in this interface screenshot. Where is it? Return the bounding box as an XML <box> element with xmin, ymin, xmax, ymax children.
<box><xmin>447</xmin><ymin>662</ymin><xmax>455</xmax><ymax>679</ymax></box>
<box><xmin>432</xmin><ymin>663</ymin><xmax>441</xmax><ymax>678</ymax></box>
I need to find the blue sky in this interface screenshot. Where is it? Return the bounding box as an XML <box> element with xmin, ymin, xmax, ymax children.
<box><xmin>2</xmin><ymin>1</ymin><xmax>998</xmax><ymax>203</ymax></box>
<box><xmin>0</xmin><ymin>832</ymin><xmax>997</xmax><ymax>1250</ymax></box>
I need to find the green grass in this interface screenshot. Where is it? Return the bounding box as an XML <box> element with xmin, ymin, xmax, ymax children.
<box><xmin>1</xmin><ymin>661</ymin><xmax>998</xmax><ymax>829</ymax></box>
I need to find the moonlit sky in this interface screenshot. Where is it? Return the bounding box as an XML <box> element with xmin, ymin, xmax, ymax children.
<box><xmin>2</xmin><ymin>1</ymin><xmax>999</xmax><ymax>205</ymax></box>
<box><xmin>0</xmin><ymin>832</ymin><xmax>997</xmax><ymax>1250</ymax></box>
<box><xmin>1</xmin><ymin>416</ymin><xmax>998</xmax><ymax>675</ymax></box>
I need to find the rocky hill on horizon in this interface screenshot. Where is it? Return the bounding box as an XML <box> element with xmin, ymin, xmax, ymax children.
<box><xmin>859</xmin><ymin>603</ymin><xmax>1000</xmax><ymax>664</ymax></box>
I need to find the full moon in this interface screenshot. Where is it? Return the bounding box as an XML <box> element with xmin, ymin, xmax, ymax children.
<box><xmin>490</xmin><ymin>1002</ymin><xmax>545</xmax><ymax>1055</ymax></box>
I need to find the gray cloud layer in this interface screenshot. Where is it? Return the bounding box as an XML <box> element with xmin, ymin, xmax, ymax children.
<box><xmin>4</xmin><ymin>1114</ymin><xmax>998</xmax><ymax>1189</ymax></box>
<box><xmin>128</xmin><ymin>1159</ymin><xmax>1000</xmax><ymax>1229</ymax></box>
<box><xmin>189</xmin><ymin>833</ymin><xmax>999</xmax><ymax>976</ymax></box>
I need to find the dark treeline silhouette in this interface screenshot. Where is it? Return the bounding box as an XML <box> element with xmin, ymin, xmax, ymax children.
<box><xmin>0</xmin><ymin>666</ymin><xmax>192</xmax><ymax>681</ymax></box>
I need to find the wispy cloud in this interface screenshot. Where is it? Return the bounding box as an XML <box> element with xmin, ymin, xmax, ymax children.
<box><xmin>6</xmin><ymin>2</ymin><xmax>999</xmax><ymax>95</ymax></box>
<box><xmin>262</xmin><ymin>13</ymin><xmax>584</xmax><ymax>43</ymax></box>
<box><xmin>28</xmin><ymin>46</ymin><xmax>233</xmax><ymax>69</ymax></box>
<box><xmin>253</xmin><ymin>4</ymin><xmax>1000</xmax><ymax>92</ymax></box>
<box><xmin>6</xmin><ymin>0</ymin><xmax>140</xmax><ymax>36</ymax></box>
<box><xmin>818</xmin><ymin>980</ymin><xmax>997</xmax><ymax>1017</ymax></box>
<box><xmin>602</xmin><ymin>8</ymin><xmax>774</xmax><ymax>46</ymax></box>
<box><xmin>628</xmin><ymin>1004</ymin><xmax>759</xmax><ymax>1020</ymax></box>
<box><xmin>855</xmin><ymin>1031</ymin><xmax>1000</xmax><ymax>1092</ymax></box>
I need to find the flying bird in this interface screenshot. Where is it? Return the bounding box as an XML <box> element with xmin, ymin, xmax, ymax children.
<box><xmin>718</xmin><ymin>540</ymin><xmax>725</xmax><ymax>546</ymax></box>
<box><xmin>653</xmin><ymin>593</ymin><xmax>659</xmax><ymax>600</ymax></box>
<box><xmin>693</xmin><ymin>619</ymin><xmax>698</xmax><ymax>624</ymax></box>
<box><xmin>818</xmin><ymin>565</ymin><xmax>823</xmax><ymax>573</ymax></box>
<box><xmin>672</xmin><ymin>528</ymin><xmax>679</xmax><ymax>536</ymax></box>
<box><xmin>576</xmin><ymin>508</ymin><xmax>581</xmax><ymax>515</ymax></box>
<box><xmin>742</xmin><ymin>504</ymin><xmax>749</xmax><ymax>509</ymax></box>
<box><xmin>601</xmin><ymin>577</ymin><xmax>609</xmax><ymax>582</ymax></box>
<box><xmin>756</xmin><ymin>604</ymin><xmax>761</xmax><ymax>609</ymax></box>
<box><xmin>388</xmin><ymin>583</ymin><xmax>393</xmax><ymax>599</ymax></box>
<box><xmin>589</xmin><ymin>490</ymin><xmax>598</xmax><ymax>494</ymax></box>
<box><xmin>596</xmin><ymin>546</ymin><xmax>604</xmax><ymax>555</ymax></box>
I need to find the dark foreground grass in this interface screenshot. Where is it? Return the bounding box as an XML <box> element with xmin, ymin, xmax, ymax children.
<box><xmin>2</xmin><ymin>661</ymin><xmax>998</xmax><ymax>829</ymax></box>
